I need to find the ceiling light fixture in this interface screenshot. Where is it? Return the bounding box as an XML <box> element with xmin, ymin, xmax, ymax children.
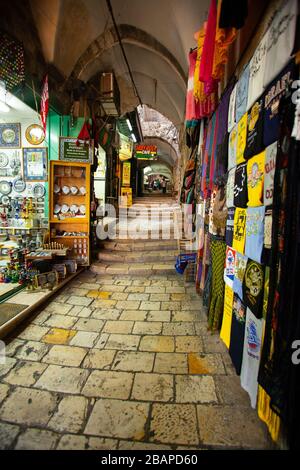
<box><xmin>131</xmin><ymin>133</ymin><xmax>137</xmax><ymax>143</ymax></box>
<box><xmin>126</xmin><ymin>118</ymin><xmax>132</xmax><ymax>132</ymax></box>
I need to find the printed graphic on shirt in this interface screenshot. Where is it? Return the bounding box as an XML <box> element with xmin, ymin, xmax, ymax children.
<box><xmin>245</xmin><ymin>206</ymin><xmax>265</xmax><ymax>264</ymax></box>
<box><xmin>243</xmin><ymin>259</ymin><xmax>264</xmax><ymax>318</ymax></box>
<box><xmin>228</xmin><ymin>83</ymin><xmax>237</xmax><ymax>132</ymax></box>
<box><xmin>245</xmin><ymin>99</ymin><xmax>264</xmax><ymax>159</ymax></box>
<box><xmin>247</xmin><ymin>151</ymin><xmax>265</xmax><ymax>207</ymax></box>
<box><xmin>226</xmin><ymin>167</ymin><xmax>235</xmax><ymax>208</ymax></box>
<box><xmin>232</xmin><ymin>207</ymin><xmax>247</xmax><ymax>254</ymax></box>
<box><xmin>234</xmin><ymin>162</ymin><xmax>248</xmax><ymax>208</ymax></box>
<box><xmin>224</xmin><ymin>246</ymin><xmax>236</xmax><ymax>288</ymax></box>
<box><xmin>264</xmin><ymin>141</ymin><xmax>277</xmax><ymax>205</ymax></box>
<box><xmin>228</xmin><ymin>125</ymin><xmax>237</xmax><ymax>170</ymax></box>
<box><xmin>225</xmin><ymin>207</ymin><xmax>235</xmax><ymax>246</ymax></box>
<box><xmin>233</xmin><ymin>252</ymin><xmax>248</xmax><ymax>300</ymax></box>
<box><xmin>247</xmin><ymin>31</ymin><xmax>268</xmax><ymax>109</ymax></box>
<box><xmin>233</xmin><ymin>293</ymin><xmax>246</xmax><ymax>323</ymax></box>
<box><xmin>236</xmin><ymin>112</ymin><xmax>248</xmax><ymax>164</ymax></box>
<box><xmin>264</xmin><ymin>208</ymin><xmax>272</xmax><ymax>250</ymax></box>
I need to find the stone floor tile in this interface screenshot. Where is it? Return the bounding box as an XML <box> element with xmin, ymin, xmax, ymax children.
<box><xmin>84</xmin><ymin>399</ymin><xmax>149</xmax><ymax>440</ymax></box>
<box><xmin>150</xmin><ymin>404</ymin><xmax>199</xmax><ymax>445</ymax></box>
<box><xmin>112</xmin><ymin>351</ymin><xmax>154</xmax><ymax>372</ymax></box>
<box><xmin>0</xmin><ymin>383</ymin><xmax>10</xmax><ymax>403</ymax></box>
<box><xmin>149</xmin><ymin>294</ymin><xmax>170</xmax><ymax>302</ymax></box>
<box><xmin>0</xmin><ymin>357</ymin><xmax>17</xmax><ymax>377</ymax></box>
<box><xmin>194</xmin><ymin>322</ymin><xmax>209</xmax><ymax>336</ymax></box>
<box><xmin>154</xmin><ymin>353</ymin><xmax>188</xmax><ymax>374</ymax></box>
<box><xmin>197</xmin><ymin>405</ymin><xmax>271</xmax><ymax>448</ymax></box>
<box><xmin>34</xmin><ymin>365</ymin><xmax>89</xmax><ymax>394</ymax></box>
<box><xmin>93</xmin><ymin>299</ymin><xmax>117</xmax><ymax>308</ymax></box>
<box><xmin>172</xmin><ymin>311</ymin><xmax>201</xmax><ymax>322</ymax></box>
<box><xmin>146</xmin><ymin>287</ymin><xmax>167</xmax><ymax>294</ymax></box>
<box><xmin>175</xmin><ymin>336</ymin><xmax>203</xmax><ymax>353</ymax></box>
<box><xmin>100</xmin><ymin>284</ymin><xmax>125</xmax><ymax>292</ymax></box>
<box><xmin>0</xmin><ymin>422</ymin><xmax>20</xmax><ymax>449</ymax></box>
<box><xmin>67</xmin><ymin>306</ymin><xmax>93</xmax><ymax>318</ymax></box>
<box><xmin>188</xmin><ymin>353</ymin><xmax>226</xmax><ymax>375</ymax></box>
<box><xmin>4</xmin><ymin>361</ymin><xmax>48</xmax><ymax>386</ymax></box>
<box><xmin>103</xmin><ymin>321</ymin><xmax>133</xmax><ymax>334</ymax></box>
<box><xmin>69</xmin><ymin>331</ymin><xmax>99</xmax><ymax>348</ymax></box>
<box><xmin>119</xmin><ymin>310</ymin><xmax>147</xmax><ymax>321</ymax></box>
<box><xmin>82</xmin><ymin>370</ymin><xmax>133</xmax><ymax>399</ymax></box>
<box><xmin>18</xmin><ymin>325</ymin><xmax>50</xmax><ymax>342</ymax></box>
<box><xmin>110</xmin><ymin>292</ymin><xmax>129</xmax><ymax>300</ymax></box>
<box><xmin>32</xmin><ymin>311</ymin><xmax>53</xmax><ymax>325</ymax></box>
<box><xmin>113</xmin><ymin>279</ymin><xmax>132</xmax><ymax>286</ymax></box>
<box><xmin>0</xmin><ymin>387</ymin><xmax>58</xmax><ymax>426</ymax></box>
<box><xmin>87</xmin><ymin>290</ymin><xmax>104</xmax><ymax>299</ymax></box>
<box><xmin>15</xmin><ymin>428</ymin><xmax>59</xmax><ymax>450</ymax></box>
<box><xmin>175</xmin><ymin>376</ymin><xmax>218</xmax><ymax>404</ymax></box>
<box><xmin>203</xmin><ymin>334</ymin><xmax>228</xmax><ymax>353</ymax></box>
<box><xmin>4</xmin><ymin>339</ymin><xmax>25</xmax><ymax>357</ymax></box>
<box><xmin>93</xmin><ymin>333</ymin><xmax>109</xmax><ymax>349</ymax></box>
<box><xmin>125</xmin><ymin>286</ymin><xmax>147</xmax><ymax>293</ymax></box>
<box><xmin>73</xmin><ymin>318</ymin><xmax>104</xmax><ymax>333</ymax></box>
<box><xmin>165</xmin><ymin>287</ymin><xmax>185</xmax><ymax>294</ymax></box>
<box><xmin>116</xmin><ymin>300</ymin><xmax>140</xmax><ymax>310</ymax></box>
<box><xmin>132</xmin><ymin>280</ymin><xmax>151</xmax><ymax>287</ymax></box>
<box><xmin>43</xmin><ymin>314</ymin><xmax>78</xmax><ymax>330</ymax></box>
<box><xmin>140</xmin><ymin>301</ymin><xmax>161</xmax><ymax>311</ymax></box>
<box><xmin>133</xmin><ymin>321</ymin><xmax>162</xmax><ymax>335</ymax></box>
<box><xmin>182</xmin><ymin>301</ymin><xmax>202</xmax><ymax>311</ymax></box>
<box><xmin>48</xmin><ymin>395</ymin><xmax>89</xmax><ymax>433</ymax></box>
<box><xmin>57</xmin><ymin>434</ymin><xmax>88</xmax><ymax>450</ymax></box>
<box><xmin>131</xmin><ymin>373</ymin><xmax>174</xmax><ymax>402</ymax></box>
<box><xmin>162</xmin><ymin>322</ymin><xmax>195</xmax><ymax>336</ymax></box>
<box><xmin>67</xmin><ymin>296</ymin><xmax>93</xmax><ymax>307</ymax></box>
<box><xmin>82</xmin><ymin>349</ymin><xmax>116</xmax><ymax>369</ymax></box>
<box><xmin>118</xmin><ymin>441</ymin><xmax>172</xmax><ymax>450</ymax></box>
<box><xmin>139</xmin><ymin>336</ymin><xmax>174</xmax><ymax>353</ymax></box>
<box><xmin>161</xmin><ymin>301</ymin><xmax>181</xmax><ymax>310</ymax></box>
<box><xmin>42</xmin><ymin>345</ymin><xmax>87</xmax><ymax>367</ymax></box>
<box><xmin>80</xmin><ymin>283</ymin><xmax>100</xmax><ymax>290</ymax></box>
<box><xmin>126</xmin><ymin>293</ymin><xmax>150</xmax><ymax>301</ymax></box>
<box><xmin>214</xmin><ymin>376</ymin><xmax>251</xmax><ymax>406</ymax></box>
<box><xmin>88</xmin><ymin>437</ymin><xmax>118</xmax><ymax>450</ymax></box>
<box><xmin>42</xmin><ymin>328</ymin><xmax>77</xmax><ymax>345</ymax></box>
<box><xmin>92</xmin><ymin>308</ymin><xmax>121</xmax><ymax>320</ymax></box>
<box><xmin>170</xmin><ymin>293</ymin><xmax>187</xmax><ymax>301</ymax></box>
<box><xmin>147</xmin><ymin>311</ymin><xmax>171</xmax><ymax>322</ymax></box>
<box><xmin>45</xmin><ymin>302</ymin><xmax>73</xmax><ymax>315</ymax></box>
<box><xmin>105</xmin><ymin>334</ymin><xmax>140</xmax><ymax>351</ymax></box>
<box><xmin>15</xmin><ymin>341</ymin><xmax>49</xmax><ymax>362</ymax></box>
<box><xmin>151</xmin><ymin>281</ymin><xmax>172</xmax><ymax>288</ymax></box>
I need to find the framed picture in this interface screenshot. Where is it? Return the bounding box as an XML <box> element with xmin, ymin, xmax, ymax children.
<box><xmin>59</xmin><ymin>137</ymin><xmax>94</xmax><ymax>164</ymax></box>
<box><xmin>0</xmin><ymin>123</ymin><xmax>21</xmax><ymax>148</ymax></box>
<box><xmin>23</xmin><ymin>147</ymin><xmax>48</xmax><ymax>181</ymax></box>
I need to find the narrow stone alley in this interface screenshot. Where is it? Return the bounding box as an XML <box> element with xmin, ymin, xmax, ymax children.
<box><xmin>0</xmin><ymin>200</ymin><xmax>272</xmax><ymax>450</ymax></box>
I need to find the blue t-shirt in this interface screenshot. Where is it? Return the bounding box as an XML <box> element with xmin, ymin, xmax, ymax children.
<box><xmin>245</xmin><ymin>206</ymin><xmax>265</xmax><ymax>264</ymax></box>
<box><xmin>235</xmin><ymin>63</ymin><xmax>250</xmax><ymax>123</ymax></box>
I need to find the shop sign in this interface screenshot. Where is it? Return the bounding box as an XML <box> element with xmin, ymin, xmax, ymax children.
<box><xmin>120</xmin><ymin>187</ymin><xmax>132</xmax><ymax>207</ymax></box>
<box><xmin>135</xmin><ymin>144</ymin><xmax>157</xmax><ymax>160</ymax></box>
<box><xmin>119</xmin><ymin>133</ymin><xmax>133</xmax><ymax>161</ymax></box>
<box><xmin>122</xmin><ymin>161</ymin><xmax>131</xmax><ymax>186</ymax></box>
<box><xmin>59</xmin><ymin>137</ymin><xmax>94</xmax><ymax>164</ymax></box>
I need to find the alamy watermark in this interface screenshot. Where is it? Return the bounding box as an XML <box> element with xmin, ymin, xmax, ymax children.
<box><xmin>291</xmin><ymin>340</ymin><xmax>300</xmax><ymax>365</ymax></box>
<box><xmin>0</xmin><ymin>340</ymin><xmax>6</xmax><ymax>364</ymax></box>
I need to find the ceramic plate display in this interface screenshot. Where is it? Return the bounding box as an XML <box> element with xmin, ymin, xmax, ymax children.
<box><xmin>70</xmin><ymin>186</ymin><xmax>78</xmax><ymax>195</ymax></box>
<box><xmin>13</xmin><ymin>178</ymin><xmax>26</xmax><ymax>193</ymax></box>
<box><xmin>54</xmin><ymin>184</ymin><xmax>60</xmax><ymax>194</ymax></box>
<box><xmin>61</xmin><ymin>204</ymin><xmax>69</xmax><ymax>214</ymax></box>
<box><xmin>0</xmin><ymin>153</ymin><xmax>9</xmax><ymax>168</ymax></box>
<box><xmin>54</xmin><ymin>204</ymin><xmax>61</xmax><ymax>215</ymax></box>
<box><xmin>0</xmin><ymin>123</ymin><xmax>21</xmax><ymax>148</ymax></box>
<box><xmin>79</xmin><ymin>204</ymin><xmax>86</xmax><ymax>215</ymax></box>
<box><xmin>0</xmin><ymin>195</ymin><xmax>10</xmax><ymax>205</ymax></box>
<box><xmin>0</xmin><ymin>180</ymin><xmax>12</xmax><ymax>195</ymax></box>
<box><xmin>62</xmin><ymin>185</ymin><xmax>70</xmax><ymax>195</ymax></box>
<box><xmin>79</xmin><ymin>186</ymin><xmax>86</xmax><ymax>195</ymax></box>
<box><xmin>70</xmin><ymin>204</ymin><xmax>78</xmax><ymax>213</ymax></box>
<box><xmin>25</xmin><ymin>124</ymin><xmax>45</xmax><ymax>145</ymax></box>
<box><xmin>33</xmin><ymin>183</ymin><xmax>45</xmax><ymax>198</ymax></box>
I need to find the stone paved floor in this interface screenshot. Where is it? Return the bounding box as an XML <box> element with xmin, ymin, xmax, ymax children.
<box><xmin>0</xmin><ymin>271</ymin><xmax>273</xmax><ymax>450</ymax></box>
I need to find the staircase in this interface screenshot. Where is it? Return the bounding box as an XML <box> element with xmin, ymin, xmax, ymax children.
<box><xmin>90</xmin><ymin>197</ymin><xmax>181</xmax><ymax>276</ymax></box>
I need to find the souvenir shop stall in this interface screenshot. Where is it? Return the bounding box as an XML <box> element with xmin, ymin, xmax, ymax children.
<box><xmin>182</xmin><ymin>0</ymin><xmax>300</xmax><ymax>449</ymax></box>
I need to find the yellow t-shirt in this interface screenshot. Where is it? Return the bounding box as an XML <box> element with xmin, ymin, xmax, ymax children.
<box><xmin>247</xmin><ymin>150</ymin><xmax>265</xmax><ymax>207</ymax></box>
<box><xmin>220</xmin><ymin>284</ymin><xmax>234</xmax><ymax>348</ymax></box>
<box><xmin>232</xmin><ymin>207</ymin><xmax>247</xmax><ymax>254</ymax></box>
<box><xmin>236</xmin><ymin>112</ymin><xmax>248</xmax><ymax>164</ymax></box>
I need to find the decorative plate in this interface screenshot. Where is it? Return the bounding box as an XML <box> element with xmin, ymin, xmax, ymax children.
<box><xmin>25</xmin><ymin>124</ymin><xmax>45</xmax><ymax>145</ymax></box>
<box><xmin>79</xmin><ymin>204</ymin><xmax>86</xmax><ymax>215</ymax></box>
<box><xmin>0</xmin><ymin>180</ymin><xmax>12</xmax><ymax>195</ymax></box>
<box><xmin>54</xmin><ymin>204</ymin><xmax>61</xmax><ymax>214</ymax></box>
<box><xmin>70</xmin><ymin>204</ymin><xmax>78</xmax><ymax>213</ymax></box>
<box><xmin>0</xmin><ymin>153</ymin><xmax>9</xmax><ymax>168</ymax></box>
<box><xmin>13</xmin><ymin>178</ymin><xmax>26</xmax><ymax>192</ymax></box>
<box><xmin>0</xmin><ymin>195</ymin><xmax>10</xmax><ymax>205</ymax></box>
<box><xmin>33</xmin><ymin>183</ymin><xmax>45</xmax><ymax>197</ymax></box>
<box><xmin>61</xmin><ymin>204</ymin><xmax>69</xmax><ymax>214</ymax></box>
<box><xmin>0</xmin><ymin>123</ymin><xmax>21</xmax><ymax>148</ymax></box>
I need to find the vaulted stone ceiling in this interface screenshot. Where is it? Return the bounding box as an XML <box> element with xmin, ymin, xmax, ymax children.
<box><xmin>29</xmin><ymin>0</ymin><xmax>210</xmax><ymax>141</ymax></box>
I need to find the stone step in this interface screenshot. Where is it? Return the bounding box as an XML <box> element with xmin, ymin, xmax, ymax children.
<box><xmin>98</xmin><ymin>250</ymin><xmax>176</xmax><ymax>263</ymax></box>
<box><xmin>99</xmin><ymin>240</ymin><xmax>178</xmax><ymax>252</ymax></box>
<box><xmin>90</xmin><ymin>261</ymin><xmax>176</xmax><ymax>276</ymax></box>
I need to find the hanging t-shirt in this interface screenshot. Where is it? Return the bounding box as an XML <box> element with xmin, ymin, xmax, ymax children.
<box><xmin>263</xmin><ymin>60</ymin><xmax>296</xmax><ymax>147</ymax></box>
<box><xmin>234</xmin><ymin>162</ymin><xmax>248</xmax><ymax>208</ymax></box>
<box><xmin>263</xmin><ymin>207</ymin><xmax>273</xmax><ymax>266</ymax></box>
<box><xmin>233</xmin><ymin>252</ymin><xmax>248</xmax><ymax>300</ymax></box>
<box><xmin>245</xmin><ymin>206</ymin><xmax>265</xmax><ymax>264</ymax></box>
<box><xmin>236</xmin><ymin>112</ymin><xmax>248</xmax><ymax>164</ymax></box>
<box><xmin>220</xmin><ymin>284</ymin><xmax>234</xmax><ymax>349</ymax></box>
<box><xmin>263</xmin><ymin>0</ymin><xmax>298</xmax><ymax>87</ymax></box>
<box><xmin>228</xmin><ymin>125</ymin><xmax>237</xmax><ymax>170</ymax></box>
<box><xmin>241</xmin><ymin>308</ymin><xmax>263</xmax><ymax>408</ymax></box>
<box><xmin>224</xmin><ymin>246</ymin><xmax>236</xmax><ymax>288</ymax></box>
<box><xmin>226</xmin><ymin>167</ymin><xmax>235</xmax><ymax>208</ymax></box>
<box><xmin>235</xmin><ymin>64</ymin><xmax>250</xmax><ymax>123</ymax></box>
<box><xmin>225</xmin><ymin>207</ymin><xmax>235</xmax><ymax>246</ymax></box>
<box><xmin>247</xmin><ymin>31</ymin><xmax>268</xmax><ymax>110</ymax></box>
<box><xmin>232</xmin><ymin>207</ymin><xmax>247</xmax><ymax>254</ymax></box>
<box><xmin>247</xmin><ymin>151</ymin><xmax>265</xmax><ymax>207</ymax></box>
<box><xmin>242</xmin><ymin>259</ymin><xmax>265</xmax><ymax>318</ymax></box>
<box><xmin>264</xmin><ymin>141</ymin><xmax>277</xmax><ymax>206</ymax></box>
<box><xmin>228</xmin><ymin>83</ymin><xmax>237</xmax><ymax>132</ymax></box>
<box><xmin>229</xmin><ymin>294</ymin><xmax>246</xmax><ymax>375</ymax></box>
<box><xmin>244</xmin><ymin>99</ymin><xmax>264</xmax><ymax>160</ymax></box>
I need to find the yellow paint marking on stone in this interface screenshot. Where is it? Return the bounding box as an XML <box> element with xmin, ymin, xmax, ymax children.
<box><xmin>98</xmin><ymin>291</ymin><xmax>112</xmax><ymax>299</ymax></box>
<box><xmin>87</xmin><ymin>290</ymin><xmax>101</xmax><ymax>298</ymax></box>
<box><xmin>188</xmin><ymin>353</ymin><xmax>210</xmax><ymax>374</ymax></box>
<box><xmin>42</xmin><ymin>328</ymin><xmax>77</xmax><ymax>345</ymax></box>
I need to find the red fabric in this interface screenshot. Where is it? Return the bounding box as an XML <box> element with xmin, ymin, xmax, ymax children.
<box><xmin>185</xmin><ymin>50</ymin><xmax>201</xmax><ymax>121</ymax></box>
<box><xmin>199</xmin><ymin>0</ymin><xmax>217</xmax><ymax>85</ymax></box>
<box><xmin>40</xmin><ymin>75</ymin><xmax>49</xmax><ymax>135</ymax></box>
<box><xmin>76</xmin><ymin>121</ymin><xmax>92</xmax><ymax>146</ymax></box>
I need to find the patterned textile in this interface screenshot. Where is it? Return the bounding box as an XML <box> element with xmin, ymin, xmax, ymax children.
<box><xmin>208</xmin><ymin>239</ymin><xmax>227</xmax><ymax>330</ymax></box>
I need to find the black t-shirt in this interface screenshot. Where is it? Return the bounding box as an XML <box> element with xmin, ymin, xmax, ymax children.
<box><xmin>234</xmin><ymin>162</ymin><xmax>248</xmax><ymax>208</ymax></box>
<box><xmin>242</xmin><ymin>259</ymin><xmax>265</xmax><ymax>319</ymax></box>
<box><xmin>225</xmin><ymin>207</ymin><xmax>235</xmax><ymax>246</ymax></box>
<box><xmin>229</xmin><ymin>293</ymin><xmax>246</xmax><ymax>375</ymax></box>
<box><xmin>244</xmin><ymin>98</ymin><xmax>264</xmax><ymax>160</ymax></box>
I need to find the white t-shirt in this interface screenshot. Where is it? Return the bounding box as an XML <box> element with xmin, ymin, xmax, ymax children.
<box><xmin>247</xmin><ymin>31</ymin><xmax>269</xmax><ymax>110</ymax></box>
<box><xmin>228</xmin><ymin>83</ymin><xmax>237</xmax><ymax>132</ymax></box>
<box><xmin>263</xmin><ymin>0</ymin><xmax>298</xmax><ymax>87</ymax></box>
